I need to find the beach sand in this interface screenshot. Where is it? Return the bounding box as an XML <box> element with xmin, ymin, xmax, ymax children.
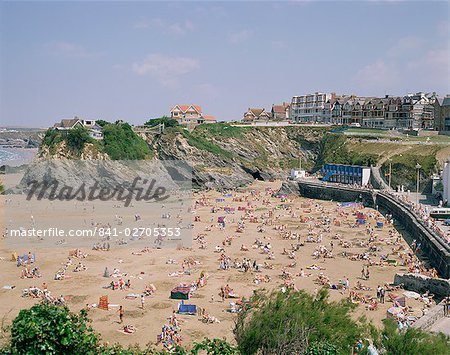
<box><xmin>0</xmin><ymin>180</ymin><xmax>428</xmax><ymax>349</ymax></box>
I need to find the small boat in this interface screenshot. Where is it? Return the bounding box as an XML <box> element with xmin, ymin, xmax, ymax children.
<box><xmin>429</xmin><ymin>208</ymin><xmax>450</xmax><ymax>220</ymax></box>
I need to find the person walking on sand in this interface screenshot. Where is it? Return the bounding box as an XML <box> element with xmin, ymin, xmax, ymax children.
<box><xmin>140</xmin><ymin>295</ymin><xmax>145</xmax><ymax>309</ymax></box>
<box><xmin>118</xmin><ymin>306</ymin><xmax>124</xmax><ymax>323</ymax></box>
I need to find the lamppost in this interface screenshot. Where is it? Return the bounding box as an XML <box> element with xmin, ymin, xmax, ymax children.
<box><xmin>416</xmin><ymin>163</ymin><xmax>421</xmax><ymax>206</ymax></box>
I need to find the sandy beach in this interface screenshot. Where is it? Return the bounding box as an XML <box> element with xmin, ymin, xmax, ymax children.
<box><xmin>0</xmin><ymin>180</ymin><xmax>431</xmax><ymax>349</ymax></box>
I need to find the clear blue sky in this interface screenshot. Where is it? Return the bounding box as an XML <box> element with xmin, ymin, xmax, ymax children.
<box><xmin>1</xmin><ymin>1</ymin><xmax>449</xmax><ymax>127</ymax></box>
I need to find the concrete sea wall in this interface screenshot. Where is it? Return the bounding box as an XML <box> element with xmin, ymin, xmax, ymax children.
<box><xmin>280</xmin><ymin>180</ymin><xmax>450</xmax><ymax>278</ymax></box>
<box><xmin>394</xmin><ymin>273</ymin><xmax>450</xmax><ymax>299</ymax></box>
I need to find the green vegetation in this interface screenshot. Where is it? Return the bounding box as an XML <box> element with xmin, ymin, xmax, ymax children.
<box><xmin>2</xmin><ymin>294</ymin><xmax>449</xmax><ymax>354</ymax></box>
<box><xmin>316</xmin><ymin>133</ymin><xmax>378</xmax><ymax>170</ymax></box>
<box><xmin>41</xmin><ymin>126</ymin><xmax>97</xmax><ymax>157</ymax></box>
<box><xmin>41</xmin><ymin>122</ymin><xmax>153</xmax><ymax>160</ymax></box>
<box><xmin>145</xmin><ymin>117</ymin><xmax>179</xmax><ymax>128</ymax></box>
<box><xmin>102</xmin><ymin>122</ymin><xmax>152</xmax><ymax>160</ymax></box>
<box><xmin>234</xmin><ymin>289</ymin><xmax>364</xmax><ymax>354</ymax></box>
<box><xmin>344</xmin><ymin>127</ymin><xmax>389</xmax><ymax>135</ymax></box>
<box><xmin>381</xmin><ymin>147</ymin><xmax>440</xmax><ymax>192</ymax></box>
<box><xmin>67</xmin><ymin>126</ymin><xmax>95</xmax><ymax>153</ymax></box>
<box><xmin>178</xmin><ymin>127</ymin><xmax>234</xmax><ymax>160</ymax></box>
<box><xmin>95</xmin><ymin>120</ymin><xmax>110</xmax><ymax>127</ymax></box>
<box><xmin>0</xmin><ymin>303</ymin><xmax>238</xmax><ymax>354</ymax></box>
<box><xmin>6</xmin><ymin>303</ymin><xmax>99</xmax><ymax>354</ymax></box>
<box><xmin>371</xmin><ymin>318</ymin><xmax>450</xmax><ymax>355</ymax></box>
<box><xmin>41</xmin><ymin>128</ymin><xmax>64</xmax><ymax>148</ymax></box>
<box><xmin>194</xmin><ymin>123</ymin><xmax>247</xmax><ymax>139</ymax></box>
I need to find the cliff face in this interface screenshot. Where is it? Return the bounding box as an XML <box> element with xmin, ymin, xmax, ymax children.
<box><xmin>39</xmin><ymin>141</ymin><xmax>108</xmax><ymax>160</ymax></box>
<box><xmin>17</xmin><ymin>124</ymin><xmax>448</xmax><ymax>191</ymax></box>
<box><xmin>148</xmin><ymin>126</ymin><xmax>326</xmax><ymax>189</ymax></box>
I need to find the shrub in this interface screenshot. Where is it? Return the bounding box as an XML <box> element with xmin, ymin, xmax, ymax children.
<box><xmin>234</xmin><ymin>289</ymin><xmax>364</xmax><ymax>355</ymax></box>
<box><xmin>144</xmin><ymin>117</ymin><xmax>179</xmax><ymax>128</ymax></box>
<box><xmin>9</xmin><ymin>303</ymin><xmax>99</xmax><ymax>354</ymax></box>
<box><xmin>66</xmin><ymin>126</ymin><xmax>94</xmax><ymax>153</ymax></box>
<box><xmin>371</xmin><ymin>318</ymin><xmax>450</xmax><ymax>355</ymax></box>
<box><xmin>102</xmin><ymin>123</ymin><xmax>152</xmax><ymax>160</ymax></box>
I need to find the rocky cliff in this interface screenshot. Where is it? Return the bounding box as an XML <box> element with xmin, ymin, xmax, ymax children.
<box><xmin>25</xmin><ymin>123</ymin><xmax>448</xmax><ymax>191</ymax></box>
<box><xmin>39</xmin><ymin>141</ymin><xmax>109</xmax><ymax>160</ymax></box>
<box><xmin>146</xmin><ymin>125</ymin><xmax>327</xmax><ymax>189</ymax></box>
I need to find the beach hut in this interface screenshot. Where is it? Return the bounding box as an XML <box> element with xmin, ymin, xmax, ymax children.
<box><xmin>177</xmin><ymin>301</ymin><xmax>197</xmax><ymax>315</ymax></box>
<box><xmin>170</xmin><ymin>286</ymin><xmax>191</xmax><ymax>300</ymax></box>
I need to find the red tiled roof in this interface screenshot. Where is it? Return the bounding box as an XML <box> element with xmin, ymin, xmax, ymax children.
<box><xmin>203</xmin><ymin>115</ymin><xmax>216</xmax><ymax>121</ymax></box>
<box><xmin>172</xmin><ymin>105</ymin><xmax>202</xmax><ymax>114</ymax></box>
<box><xmin>272</xmin><ymin>105</ymin><xmax>286</xmax><ymax>114</ymax></box>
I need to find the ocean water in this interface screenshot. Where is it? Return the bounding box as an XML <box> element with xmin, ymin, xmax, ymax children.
<box><xmin>0</xmin><ymin>148</ymin><xmax>37</xmax><ymax>167</ymax></box>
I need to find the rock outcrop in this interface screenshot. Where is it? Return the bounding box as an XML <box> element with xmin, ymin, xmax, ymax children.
<box><xmin>149</xmin><ymin>126</ymin><xmax>326</xmax><ymax>189</ymax></box>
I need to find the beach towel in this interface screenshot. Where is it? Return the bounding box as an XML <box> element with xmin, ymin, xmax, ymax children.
<box><xmin>125</xmin><ymin>294</ymin><xmax>141</xmax><ymax>299</ymax></box>
<box><xmin>178</xmin><ymin>303</ymin><xmax>197</xmax><ymax>315</ymax></box>
<box><xmin>17</xmin><ymin>254</ymin><xmax>35</xmax><ymax>266</ymax></box>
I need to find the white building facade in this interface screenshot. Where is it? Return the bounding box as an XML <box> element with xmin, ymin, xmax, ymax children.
<box><xmin>290</xmin><ymin>92</ymin><xmax>334</xmax><ymax>123</ymax></box>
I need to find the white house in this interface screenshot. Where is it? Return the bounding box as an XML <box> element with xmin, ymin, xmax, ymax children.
<box><xmin>169</xmin><ymin>105</ymin><xmax>217</xmax><ymax>125</ymax></box>
<box><xmin>53</xmin><ymin>117</ymin><xmax>103</xmax><ymax>140</ymax></box>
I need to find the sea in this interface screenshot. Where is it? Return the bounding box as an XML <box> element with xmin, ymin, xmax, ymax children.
<box><xmin>0</xmin><ymin>147</ymin><xmax>37</xmax><ymax>167</ymax></box>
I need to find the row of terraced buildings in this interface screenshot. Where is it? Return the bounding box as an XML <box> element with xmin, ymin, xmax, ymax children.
<box><xmin>243</xmin><ymin>92</ymin><xmax>450</xmax><ymax>130</ymax></box>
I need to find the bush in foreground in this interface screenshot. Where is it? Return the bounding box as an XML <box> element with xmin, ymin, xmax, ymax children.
<box><xmin>371</xmin><ymin>318</ymin><xmax>450</xmax><ymax>355</ymax></box>
<box><xmin>2</xmin><ymin>294</ymin><xmax>449</xmax><ymax>354</ymax></box>
<box><xmin>234</xmin><ymin>289</ymin><xmax>364</xmax><ymax>354</ymax></box>
<box><xmin>8</xmin><ymin>303</ymin><xmax>99</xmax><ymax>354</ymax></box>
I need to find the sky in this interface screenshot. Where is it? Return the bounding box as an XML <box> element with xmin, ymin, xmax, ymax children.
<box><xmin>0</xmin><ymin>1</ymin><xmax>449</xmax><ymax>127</ymax></box>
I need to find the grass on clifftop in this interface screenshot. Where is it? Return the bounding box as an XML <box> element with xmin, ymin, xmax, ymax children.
<box><xmin>176</xmin><ymin>126</ymin><xmax>235</xmax><ymax>160</ymax></box>
<box><xmin>41</xmin><ymin>123</ymin><xmax>153</xmax><ymax>160</ymax></box>
<box><xmin>41</xmin><ymin>126</ymin><xmax>100</xmax><ymax>157</ymax></box>
<box><xmin>380</xmin><ymin>147</ymin><xmax>440</xmax><ymax>192</ymax></box>
<box><xmin>316</xmin><ymin>133</ymin><xmax>378</xmax><ymax>169</ymax></box>
<box><xmin>194</xmin><ymin>122</ymin><xmax>247</xmax><ymax>138</ymax></box>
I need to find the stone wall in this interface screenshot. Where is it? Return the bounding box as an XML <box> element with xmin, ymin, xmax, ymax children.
<box><xmin>394</xmin><ymin>273</ymin><xmax>450</xmax><ymax>299</ymax></box>
<box><xmin>413</xmin><ymin>300</ymin><xmax>446</xmax><ymax>330</ymax></box>
<box><xmin>376</xmin><ymin>192</ymin><xmax>450</xmax><ymax>278</ymax></box>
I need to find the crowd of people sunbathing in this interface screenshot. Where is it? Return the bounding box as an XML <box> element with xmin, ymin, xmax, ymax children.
<box><xmin>157</xmin><ymin>311</ymin><xmax>183</xmax><ymax>351</ymax></box>
<box><xmin>22</xmin><ymin>284</ymin><xmax>66</xmax><ymax>306</ymax></box>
